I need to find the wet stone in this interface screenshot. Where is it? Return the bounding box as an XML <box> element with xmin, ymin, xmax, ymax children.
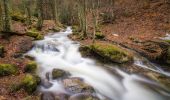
<box><xmin>41</xmin><ymin>92</ymin><xmax>55</xmax><ymax>100</ymax></box>
<box><xmin>62</xmin><ymin>77</ymin><xmax>95</xmax><ymax>94</ymax></box>
<box><xmin>41</xmin><ymin>79</ymin><xmax>53</xmax><ymax>89</ymax></box>
<box><xmin>69</xmin><ymin>93</ymin><xmax>99</xmax><ymax>100</ymax></box>
<box><xmin>52</xmin><ymin>69</ymin><xmax>69</xmax><ymax>79</ymax></box>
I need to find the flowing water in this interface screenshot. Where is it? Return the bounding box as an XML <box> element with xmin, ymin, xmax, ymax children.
<box><xmin>27</xmin><ymin>27</ymin><xmax>170</xmax><ymax>100</ymax></box>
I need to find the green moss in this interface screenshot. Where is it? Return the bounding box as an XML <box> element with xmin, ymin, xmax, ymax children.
<box><xmin>90</xmin><ymin>43</ymin><xmax>133</xmax><ymax>63</ymax></box>
<box><xmin>26</xmin><ymin>29</ymin><xmax>44</xmax><ymax>40</ymax></box>
<box><xmin>52</xmin><ymin>27</ymin><xmax>61</xmax><ymax>32</ymax></box>
<box><xmin>36</xmin><ymin>34</ymin><xmax>44</xmax><ymax>40</ymax></box>
<box><xmin>21</xmin><ymin>74</ymin><xmax>40</xmax><ymax>94</ymax></box>
<box><xmin>95</xmin><ymin>32</ymin><xmax>105</xmax><ymax>39</ymax></box>
<box><xmin>11</xmin><ymin>12</ymin><xmax>26</xmax><ymax>22</ymax></box>
<box><xmin>24</xmin><ymin>61</ymin><xmax>37</xmax><ymax>73</ymax></box>
<box><xmin>0</xmin><ymin>64</ymin><xmax>18</xmax><ymax>77</ymax></box>
<box><xmin>165</xmin><ymin>40</ymin><xmax>170</xmax><ymax>44</ymax></box>
<box><xmin>166</xmin><ymin>47</ymin><xmax>170</xmax><ymax>64</ymax></box>
<box><xmin>52</xmin><ymin>69</ymin><xmax>66</xmax><ymax>79</ymax></box>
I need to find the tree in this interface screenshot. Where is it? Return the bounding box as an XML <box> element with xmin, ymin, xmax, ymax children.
<box><xmin>25</xmin><ymin>0</ymin><xmax>32</xmax><ymax>25</ymax></box>
<box><xmin>37</xmin><ymin>0</ymin><xmax>43</xmax><ymax>30</ymax></box>
<box><xmin>2</xmin><ymin>0</ymin><xmax>11</xmax><ymax>32</ymax></box>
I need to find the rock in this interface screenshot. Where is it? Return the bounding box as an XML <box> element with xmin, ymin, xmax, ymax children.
<box><xmin>55</xmin><ymin>93</ymin><xmax>69</xmax><ymax>100</ymax></box>
<box><xmin>0</xmin><ymin>45</ymin><xmax>4</xmax><ymax>58</ymax></box>
<box><xmin>80</xmin><ymin>42</ymin><xmax>133</xmax><ymax>63</ymax></box>
<box><xmin>21</xmin><ymin>74</ymin><xmax>40</xmax><ymax>94</ymax></box>
<box><xmin>24</xmin><ymin>55</ymin><xmax>35</xmax><ymax>60</ymax></box>
<box><xmin>17</xmin><ymin>36</ymin><xmax>33</xmax><ymax>53</ymax></box>
<box><xmin>52</xmin><ymin>69</ymin><xmax>68</xmax><ymax>79</ymax></box>
<box><xmin>26</xmin><ymin>29</ymin><xmax>44</xmax><ymax>40</ymax></box>
<box><xmin>62</xmin><ymin>78</ymin><xmax>94</xmax><ymax>94</ymax></box>
<box><xmin>138</xmin><ymin>40</ymin><xmax>170</xmax><ymax>65</ymax></box>
<box><xmin>41</xmin><ymin>92</ymin><xmax>55</xmax><ymax>100</ymax></box>
<box><xmin>52</xmin><ymin>27</ymin><xmax>61</xmax><ymax>32</ymax></box>
<box><xmin>24</xmin><ymin>61</ymin><xmax>37</xmax><ymax>73</ymax></box>
<box><xmin>41</xmin><ymin>92</ymin><xmax>69</xmax><ymax>100</ymax></box>
<box><xmin>95</xmin><ymin>32</ymin><xmax>105</xmax><ymax>39</ymax></box>
<box><xmin>69</xmin><ymin>93</ymin><xmax>99</xmax><ymax>100</ymax></box>
<box><xmin>0</xmin><ymin>64</ymin><xmax>18</xmax><ymax>77</ymax></box>
<box><xmin>166</xmin><ymin>47</ymin><xmax>170</xmax><ymax>64</ymax></box>
<box><xmin>41</xmin><ymin>79</ymin><xmax>53</xmax><ymax>89</ymax></box>
<box><xmin>11</xmin><ymin>12</ymin><xmax>26</xmax><ymax>22</ymax></box>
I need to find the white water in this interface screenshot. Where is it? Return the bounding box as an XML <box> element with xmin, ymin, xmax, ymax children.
<box><xmin>27</xmin><ymin>27</ymin><xmax>170</xmax><ymax>100</ymax></box>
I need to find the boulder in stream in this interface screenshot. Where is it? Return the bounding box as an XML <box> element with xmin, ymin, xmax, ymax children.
<box><xmin>80</xmin><ymin>42</ymin><xmax>133</xmax><ymax>63</ymax></box>
<box><xmin>62</xmin><ymin>77</ymin><xmax>95</xmax><ymax>94</ymax></box>
<box><xmin>69</xmin><ymin>93</ymin><xmax>99</xmax><ymax>100</ymax></box>
<box><xmin>52</xmin><ymin>69</ymin><xmax>68</xmax><ymax>79</ymax></box>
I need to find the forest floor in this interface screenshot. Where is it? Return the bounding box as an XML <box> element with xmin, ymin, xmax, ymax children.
<box><xmin>0</xmin><ymin>0</ymin><xmax>170</xmax><ymax>99</ymax></box>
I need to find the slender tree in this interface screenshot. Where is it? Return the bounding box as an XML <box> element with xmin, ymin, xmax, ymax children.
<box><xmin>2</xmin><ymin>0</ymin><xmax>11</xmax><ymax>32</ymax></box>
<box><xmin>37</xmin><ymin>0</ymin><xmax>43</xmax><ymax>30</ymax></box>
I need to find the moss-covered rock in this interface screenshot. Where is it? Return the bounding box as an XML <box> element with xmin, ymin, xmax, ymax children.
<box><xmin>0</xmin><ymin>64</ymin><xmax>18</xmax><ymax>77</ymax></box>
<box><xmin>80</xmin><ymin>43</ymin><xmax>133</xmax><ymax>63</ymax></box>
<box><xmin>52</xmin><ymin>69</ymin><xmax>67</xmax><ymax>79</ymax></box>
<box><xmin>0</xmin><ymin>45</ymin><xmax>4</xmax><ymax>58</ymax></box>
<box><xmin>21</xmin><ymin>74</ymin><xmax>40</xmax><ymax>94</ymax></box>
<box><xmin>166</xmin><ymin>47</ymin><xmax>170</xmax><ymax>64</ymax></box>
<box><xmin>95</xmin><ymin>32</ymin><xmax>105</xmax><ymax>39</ymax></box>
<box><xmin>165</xmin><ymin>40</ymin><xmax>170</xmax><ymax>44</ymax></box>
<box><xmin>11</xmin><ymin>12</ymin><xmax>26</xmax><ymax>22</ymax></box>
<box><xmin>26</xmin><ymin>29</ymin><xmax>44</xmax><ymax>40</ymax></box>
<box><xmin>24</xmin><ymin>61</ymin><xmax>37</xmax><ymax>73</ymax></box>
<box><xmin>52</xmin><ymin>27</ymin><xmax>61</xmax><ymax>32</ymax></box>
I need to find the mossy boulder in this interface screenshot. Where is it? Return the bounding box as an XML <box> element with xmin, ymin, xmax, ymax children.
<box><xmin>26</xmin><ymin>29</ymin><xmax>44</xmax><ymax>40</ymax></box>
<box><xmin>165</xmin><ymin>40</ymin><xmax>170</xmax><ymax>44</ymax></box>
<box><xmin>52</xmin><ymin>69</ymin><xmax>67</xmax><ymax>79</ymax></box>
<box><xmin>95</xmin><ymin>32</ymin><xmax>105</xmax><ymax>39</ymax></box>
<box><xmin>0</xmin><ymin>64</ymin><xmax>18</xmax><ymax>77</ymax></box>
<box><xmin>52</xmin><ymin>27</ymin><xmax>61</xmax><ymax>32</ymax></box>
<box><xmin>80</xmin><ymin>43</ymin><xmax>133</xmax><ymax>63</ymax></box>
<box><xmin>0</xmin><ymin>45</ymin><xmax>4</xmax><ymax>57</ymax></box>
<box><xmin>24</xmin><ymin>61</ymin><xmax>37</xmax><ymax>73</ymax></box>
<box><xmin>166</xmin><ymin>47</ymin><xmax>170</xmax><ymax>64</ymax></box>
<box><xmin>11</xmin><ymin>12</ymin><xmax>26</xmax><ymax>22</ymax></box>
<box><xmin>21</xmin><ymin>74</ymin><xmax>40</xmax><ymax>94</ymax></box>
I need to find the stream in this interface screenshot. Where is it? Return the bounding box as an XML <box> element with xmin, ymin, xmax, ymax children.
<box><xmin>27</xmin><ymin>27</ymin><xmax>170</xmax><ymax>100</ymax></box>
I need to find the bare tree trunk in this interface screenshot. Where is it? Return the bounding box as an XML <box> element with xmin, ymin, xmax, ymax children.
<box><xmin>2</xmin><ymin>0</ymin><xmax>11</xmax><ymax>32</ymax></box>
<box><xmin>83</xmin><ymin>0</ymin><xmax>87</xmax><ymax>37</ymax></box>
<box><xmin>37</xmin><ymin>0</ymin><xmax>43</xmax><ymax>30</ymax></box>
<box><xmin>25</xmin><ymin>0</ymin><xmax>32</xmax><ymax>25</ymax></box>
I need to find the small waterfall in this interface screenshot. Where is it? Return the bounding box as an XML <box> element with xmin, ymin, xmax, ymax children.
<box><xmin>27</xmin><ymin>27</ymin><xmax>170</xmax><ymax>100</ymax></box>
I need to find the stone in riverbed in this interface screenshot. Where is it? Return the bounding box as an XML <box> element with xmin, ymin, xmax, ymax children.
<box><xmin>69</xmin><ymin>93</ymin><xmax>99</xmax><ymax>100</ymax></box>
<box><xmin>166</xmin><ymin>47</ymin><xmax>170</xmax><ymax>64</ymax></box>
<box><xmin>52</xmin><ymin>69</ymin><xmax>68</xmax><ymax>79</ymax></box>
<box><xmin>62</xmin><ymin>77</ymin><xmax>95</xmax><ymax>94</ymax></box>
<box><xmin>80</xmin><ymin>42</ymin><xmax>133</xmax><ymax>63</ymax></box>
<box><xmin>21</xmin><ymin>74</ymin><xmax>40</xmax><ymax>94</ymax></box>
<box><xmin>41</xmin><ymin>79</ymin><xmax>53</xmax><ymax>89</ymax></box>
<box><xmin>24</xmin><ymin>61</ymin><xmax>37</xmax><ymax>73</ymax></box>
<box><xmin>41</xmin><ymin>92</ymin><xmax>69</xmax><ymax>100</ymax></box>
<box><xmin>41</xmin><ymin>92</ymin><xmax>55</xmax><ymax>100</ymax></box>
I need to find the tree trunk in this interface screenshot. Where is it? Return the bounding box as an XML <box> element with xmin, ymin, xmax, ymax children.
<box><xmin>2</xmin><ymin>0</ymin><xmax>11</xmax><ymax>32</ymax></box>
